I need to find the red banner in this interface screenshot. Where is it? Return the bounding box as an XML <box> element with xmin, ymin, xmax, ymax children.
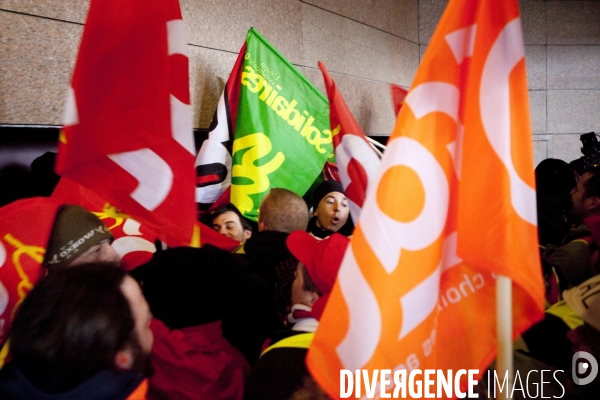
<box><xmin>52</xmin><ymin>178</ymin><xmax>240</xmax><ymax>270</ymax></box>
<box><xmin>319</xmin><ymin>61</ymin><xmax>381</xmax><ymax>222</ymax></box>
<box><xmin>0</xmin><ymin>198</ymin><xmax>61</xmax><ymax>346</ymax></box>
<box><xmin>56</xmin><ymin>0</ymin><xmax>196</xmax><ymax>245</ymax></box>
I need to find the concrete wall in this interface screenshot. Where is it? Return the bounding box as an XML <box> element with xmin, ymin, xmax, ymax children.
<box><xmin>2</xmin><ymin>0</ymin><xmax>600</xmax><ymax>168</ymax></box>
<box><xmin>419</xmin><ymin>0</ymin><xmax>600</xmax><ymax>167</ymax></box>
<box><xmin>0</xmin><ymin>0</ymin><xmax>418</xmax><ymax>140</ymax></box>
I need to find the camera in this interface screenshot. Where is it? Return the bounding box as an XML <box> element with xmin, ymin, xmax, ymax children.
<box><xmin>573</xmin><ymin>132</ymin><xmax>600</xmax><ymax>176</ymax></box>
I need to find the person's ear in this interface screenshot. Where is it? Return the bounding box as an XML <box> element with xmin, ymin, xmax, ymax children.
<box><xmin>244</xmin><ymin>229</ymin><xmax>252</xmax><ymax>240</ymax></box>
<box><xmin>310</xmin><ymin>291</ymin><xmax>320</xmax><ymax>305</ymax></box>
<box><xmin>114</xmin><ymin>348</ymin><xmax>133</xmax><ymax>370</ymax></box>
<box><xmin>588</xmin><ymin>196</ymin><xmax>600</xmax><ymax>212</ymax></box>
<box><xmin>258</xmin><ymin>221</ymin><xmax>266</xmax><ymax>232</ymax></box>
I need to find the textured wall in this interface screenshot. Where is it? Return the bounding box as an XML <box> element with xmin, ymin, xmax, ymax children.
<box><xmin>3</xmin><ymin>0</ymin><xmax>600</xmax><ymax>168</ymax></box>
<box><xmin>419</xmin><ymin>0</ymin><xmax>600</xmax><ymax>167</ymax></box>
<box><xmin>0</xmin><ymin>0</ymin><xmax>418</xmax><ymax>139</ymax></box>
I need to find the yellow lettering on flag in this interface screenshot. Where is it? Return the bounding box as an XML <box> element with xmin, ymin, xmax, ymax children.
<box><xmin>231</xmin><ymin>132</ymin><xmax>285</xmax><ymax>216</ymax></box>
<box><xmin>3</xmin><ymin>234</ymin><xmax>45</xmax><ymax>318</ymax></box>
<box><xmin>306</xmin><ymin>0</ymin><xmax>545</xmax><ymax>397</ymax></box>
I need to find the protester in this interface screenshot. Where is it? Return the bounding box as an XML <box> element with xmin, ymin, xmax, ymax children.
<box><xmin>307</xmin><ymin>180</ymin><xmax>352</xmax><ymax>238</ymax></box>
<box><xmin>521</xmin><ymin>214</ymin><xmax>600</xmax><ymax>366</ymax></box>
<box><xmin>248</xmin><ymin>187</ymin><xmax>312</xmax><ymax>322</ymax></box>
<box><xmin>535</xmin><ymin>158</ymin><xmax>575</xmax><ymax>248</ymax></box>
<box><xmin>257</xmin><ymin>188</ymin><xmax>310</xmax><ymax>234</ymax></box>
<box><xmin>130</xmin><ymin>247</ymin><xmax>250</xmax><ymax>399</ymax></box>
<box><xmin>543</xmin><ymin>165</ymin><xmax>600</xmax><ymax>296</ymax></box>
<box><xmin>0</xmin><ymin>199</ymin><xmax>121</xmax><ymax>364</ymax></box>
<box><xmin>244</xmin><ymin>231</ymin><xmax>349</xmax><ymax>400</ymax></box>
<box><xmin>218</xmin><ymin>188</ymin><xmax>311</xmax><ymax>364</ymax></box>
<box><xmin>210</xmin><ymin>203</ymin><xmax>253</xmax><ymax>245</ymax></box>
<box><xmin>43</xmin><ymin>204</ymin><xmax>120</xmax><ymax>270</ymax></box>
<box><xmin>473</xmin><ymin>211</ymin><xmax>600</xmax><ymax>399</ymax></box>
<box><xmin>0</xmin><ymin>264</ymin><xmax>152</xmax><ymax>399</ymax></box>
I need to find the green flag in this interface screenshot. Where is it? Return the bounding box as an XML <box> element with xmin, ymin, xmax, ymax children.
<box><xmin>231</xmin><ymin>28</ymin><xmax>335</xmax><ymax>221</ymax></box>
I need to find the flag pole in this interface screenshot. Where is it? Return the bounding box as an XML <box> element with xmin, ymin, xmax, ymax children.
<box><xmin>496</xmin><ymin>275</ymin><xmax>513</xmax><ymax>399</ymax></box>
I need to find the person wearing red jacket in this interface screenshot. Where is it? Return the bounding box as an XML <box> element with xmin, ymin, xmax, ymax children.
<box><xmin>131</xmin><ymin>245</ymin><xmax>250</xmax><ymax>399</ymax></box>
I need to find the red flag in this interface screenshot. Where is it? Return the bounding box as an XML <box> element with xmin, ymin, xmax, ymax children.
<box><xmin>0</xmin><ymin>198</ymin><xmax>62</xmax><ymax>346</ymax></box>
<box><xmin>56</xmin><ymin>0</ymin><xmax>196</xmax><ymax>246</ymax></box>
<box><xmin>52</xmin><ymin>178</ymin><xmax>240</xmax><ymax>269</ymax></box>
<box><xmin>318</xmin><ymin>61</ymin><xmax>381</xmax><ymax>222</ymax></box>
<box><xmin>307</xmin><ymin>0</ymin><xmax>545</xmax><ymax>398</ymax></box>
<box><xmin>390</xmin><ymin>83</ymin><xmax>408</xmax><ymax>116</ymax></box>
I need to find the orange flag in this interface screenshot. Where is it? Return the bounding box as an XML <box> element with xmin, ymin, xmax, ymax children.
<box><xmin>306</xmin><ymin>0</ymin><xmax>545</xmax><ymax>398</ymax></box>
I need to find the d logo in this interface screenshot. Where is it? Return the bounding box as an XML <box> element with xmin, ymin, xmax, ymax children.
<box><xmin>572</xmin><ymin>351</ymin><xmax>599</xmax><ymax>386</ymax></box>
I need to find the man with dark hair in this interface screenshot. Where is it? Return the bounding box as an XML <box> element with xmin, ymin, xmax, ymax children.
<box><xmin>210</xmin><ymin>203</ymin><xmax>253</xmax><ymax>244</ymax></box>
<box><xmin>0</xmin><ymin>264</ymin><xmax>152</xmax><ymax>399</ymax></box>
<box><xmin>544</xmin><ymin>166</ymin><xmax>600</xmax><ymax>295</ymax></box>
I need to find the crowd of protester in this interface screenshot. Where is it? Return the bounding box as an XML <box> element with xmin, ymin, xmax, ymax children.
<box><xmin>0</xmin><ymin>160</ymin><xmax>352</xmax><ymax>399</ymax></box>
<box><xmin>0</xmin><ymin>150</ymin><xmax>599</xmax><ymax>399</ymax></box>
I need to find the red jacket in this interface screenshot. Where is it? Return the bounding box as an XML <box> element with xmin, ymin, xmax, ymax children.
<box><xmin>149</xmin><ymin>319</ymin><xmax>250</xmax><ymax>400</ymax></box>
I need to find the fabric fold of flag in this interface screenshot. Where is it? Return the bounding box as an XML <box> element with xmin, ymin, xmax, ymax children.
<box><xmin>56</xmin><ymin>0</ymin><xmax>196</xmax><ymax>246</ymax></box>
<box><xmin>307</xmin><ymin>0</ymin><xmax>545</xmax><ymax>398</ymax></box>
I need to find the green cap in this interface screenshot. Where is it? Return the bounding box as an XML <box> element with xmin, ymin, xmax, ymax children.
<box><xmin>43</xmin><ymin>205</ymin><xmax>113</xmax><ymax>269</ymax></box>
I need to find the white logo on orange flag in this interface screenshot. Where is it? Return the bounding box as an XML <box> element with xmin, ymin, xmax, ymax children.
<box><xmin>307</xmin><ymin>0</ymin><xmax>545</xmax><ymax>398</ymax></box>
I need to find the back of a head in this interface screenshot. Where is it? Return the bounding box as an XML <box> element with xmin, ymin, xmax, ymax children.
<box><xmin>259</xmin><ymin>188</ymin><xmax>309</xmax><ymax>233</ymax></box>
<box><xmin>10</xmin><ymin>264</ymin><xmax>134</xmax><ymax>392</ymax></box>
<box><xmin>535</xmin><ymin>158</ymin><xmax>575</xmax><ymax>196</ymax></box>
<box><xmin>131</xmin><ymin>245</ymin><xmax>231</xmax><ymax>329</ymax></box>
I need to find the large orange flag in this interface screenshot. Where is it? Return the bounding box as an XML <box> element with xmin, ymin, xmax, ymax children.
<box><xmin>307</xmin><ymin>0</ymin><xmax>545</xmax><ymax>398</ymax></box>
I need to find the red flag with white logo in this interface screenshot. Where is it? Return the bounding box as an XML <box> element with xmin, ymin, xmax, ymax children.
<box><xmin>318</xmin><ymin>61</ymin><xmax>381</xmax><ymax>222</ymax></box>
<box><xmin>56</xmin><ymin>0</ymin><xmax>196</xmax><ymax>245</ymax></box>
<box><xmin>51</xmin><ymin>178</ymin><xmax>240</xmax><ymax>270</ymax></box>
<box><xmin>0</xmin><ymin>198</ymin><xmax>61</xmax><ymax>347</ymax></box>
<box><xmin>307</xmin><ymin>0</ymin><xmax>545</xmax><ymax>398</ymax></box>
